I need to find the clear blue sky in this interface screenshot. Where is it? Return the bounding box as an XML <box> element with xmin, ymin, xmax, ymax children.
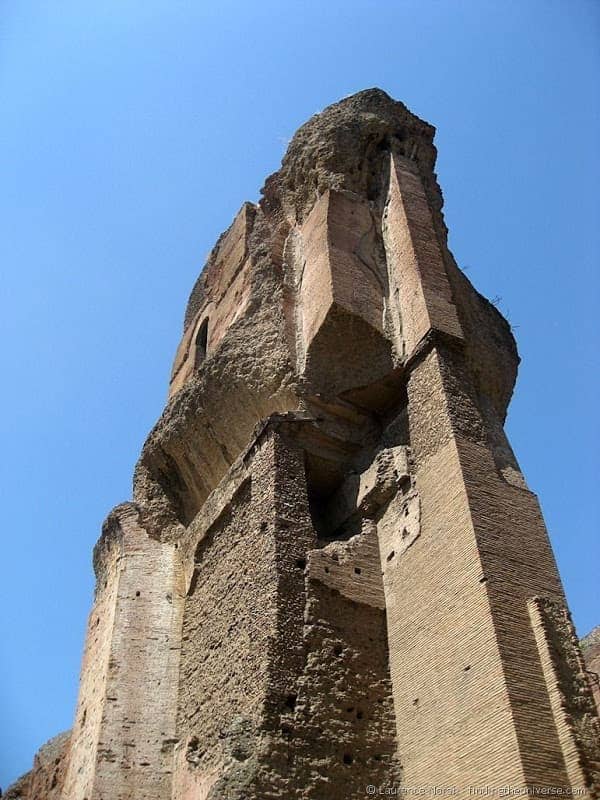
<box><xmin>1</xmin><ymin>0</ymin><xmax>598</xmax><ymax>788</ymax></box>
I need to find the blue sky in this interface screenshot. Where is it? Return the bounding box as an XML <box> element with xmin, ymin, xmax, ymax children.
<box><xmin>1</xmin><ymin>0</ymin><xmax>598</xmax><ymax>787</ymax></box>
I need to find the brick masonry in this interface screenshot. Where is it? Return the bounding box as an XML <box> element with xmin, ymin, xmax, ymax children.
<box><xmin>9</xmin><ymin>89</ymin><xmax>599</xmax><ymax>799</ymax></box>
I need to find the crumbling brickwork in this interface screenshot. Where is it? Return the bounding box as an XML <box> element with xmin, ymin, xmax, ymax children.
<box><xmin>583</xmin><ymin>627</ymin><xmax>600</xmax><ymax>714</ymax></box>
<box><xmin>9</xmin><ymin>89</ymin><xmax>599</xmax><ymax>799</ymax></box>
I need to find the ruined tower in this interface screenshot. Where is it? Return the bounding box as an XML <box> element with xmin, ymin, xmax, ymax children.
<box><xmin>9</xmin><ymin>90</ymin><xmax>600</xmax><ymax>799</ymax></box>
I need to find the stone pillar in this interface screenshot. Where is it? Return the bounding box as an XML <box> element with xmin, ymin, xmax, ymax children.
<box><xmin>381</xmin><ymin>154</ymin><xmax>600</xmax><ymax>793</ymax></box>
<box><xmin>62</xmin><ymin>503</ymin><xmax>184</xmax><ymax>800</ymax></box>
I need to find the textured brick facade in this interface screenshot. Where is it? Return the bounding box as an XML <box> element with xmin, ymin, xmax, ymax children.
<box><xmin>9</xmin><ymin>90</ymin><xmax>599</xmax><ymax>799</ymax></box>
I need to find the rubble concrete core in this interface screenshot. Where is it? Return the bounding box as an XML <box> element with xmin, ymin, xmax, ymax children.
<box><xmin>8</xmin><ymin>89</ymin><xmax>600</xmax><ymax>799</ymax></box>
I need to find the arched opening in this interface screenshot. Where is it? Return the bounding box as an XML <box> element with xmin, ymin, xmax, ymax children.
<box><xmin>194</xmin><ymin>319</ymin><xmax>209</xmax><ymax>368</ymax></box>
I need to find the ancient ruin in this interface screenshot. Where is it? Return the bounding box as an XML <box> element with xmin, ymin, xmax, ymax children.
<box><xmin>7</xmin><ymin>89</ymin><xmax>600</xmax><ymax>799</ymax></box>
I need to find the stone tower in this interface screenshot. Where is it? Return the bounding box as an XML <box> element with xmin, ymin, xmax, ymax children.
<box><xmin>8</xmin><ymin>90</ymin><xmax>600</xmax><ymax>799</ymax></box>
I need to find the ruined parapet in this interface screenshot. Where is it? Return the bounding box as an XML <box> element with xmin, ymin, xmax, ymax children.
<box><xmin>15</xmin><ymin>89</ymin><xmax>599</xmax><ymax>798</ymax></box>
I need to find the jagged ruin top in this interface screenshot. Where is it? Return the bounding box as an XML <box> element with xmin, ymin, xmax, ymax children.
<box><xmin>184</xmin><ymin>89</ymin><xmax>441</xmax><ymax>330</ymax></box>
<box><xmin>261</xmin><ymin>88</ymin><xmax>437</xmax><ymax>221</ymax></box>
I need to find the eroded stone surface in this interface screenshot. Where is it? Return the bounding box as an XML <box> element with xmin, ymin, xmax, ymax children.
<box><xmin>13</xmin><ymin>89</ymin><xmax>599</xmax><ymax>799</ymax></box>
<box><xmin>582</xmin><ymin>626</ymin><xmax>600</xmax><ymax>714</ymax></box>
<box><xmin>5</xmin><ymin>731</ymin><xmax>70</xmax><ymax>800</ymax></box>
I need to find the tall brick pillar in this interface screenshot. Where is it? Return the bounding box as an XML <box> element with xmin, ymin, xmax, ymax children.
<box><xmin>381</xmin><ymin>153</ymin><xmax>600</xmax><ymax>793</ymax></box>
<box><xmin>61</xmin><ymin>504</ymin><xmax>184</xmax><ymax>800</ymax></box>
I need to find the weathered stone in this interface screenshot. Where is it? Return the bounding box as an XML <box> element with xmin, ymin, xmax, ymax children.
<box><xmin>14</xmin><ymin>88</ymin><xmax>599</xmax><ymax>798</ymax></box>
<box><xmin>4</xmin><ymin>731</ymin><xmax>70</xmax><ymax>800</ymax></box>
<box><xmin>582</xmin><ymin>626</ymin><xmax>600</xmax><ymax>714</ymax></box>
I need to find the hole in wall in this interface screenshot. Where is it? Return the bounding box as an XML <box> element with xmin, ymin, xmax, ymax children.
<box><xmin>135</xmin><ymin>591</ymin><xmax>141</xmax><ymax>597</ymax></box>
<box><xmin>354</xmin><ymin>567</ymin><xmax>362</xmax><ymax>575</ymax></box>
<box><xmin>343</xmin><ymin>753</ymin><xmax>353</xmax><ymax>765</ymax></box>
<box><xmin>398</xmin><ymin>475</ymin><xmax>411</xmax><ymax>493</ymax></box>
<box><xmin>194</xmin><ymin>319</ymin><xmax>209</xmax><ymax>368</ymax></box>
<box><xmin>303</xmin><ymin>450</ymin><xmax>351</xmax><ymax>539</ymax></box>
<box><xmin>386</xmin><ymin>550</ymin><xmax>395</xmax><ymax>562</ymax></box>
<box><xmin>295</xmin><ymin>558</ymin><xmax>307</xmax><ymax>570</ymax></box>
<box><xmin>284</xmin><ymin>693</ymin><xmax>297</xmax><ymax>712</ymax></box>
<box><xmin>186</xmin><ymin>736</ymin><xmax>204</xmax><ymax>766</ymax></box>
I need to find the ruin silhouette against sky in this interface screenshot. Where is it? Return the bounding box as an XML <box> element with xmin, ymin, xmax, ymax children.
<box><xmin>1</xmin><ymin>0</ymin><xmax>599</xmax><ymax>788</ymax></box>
